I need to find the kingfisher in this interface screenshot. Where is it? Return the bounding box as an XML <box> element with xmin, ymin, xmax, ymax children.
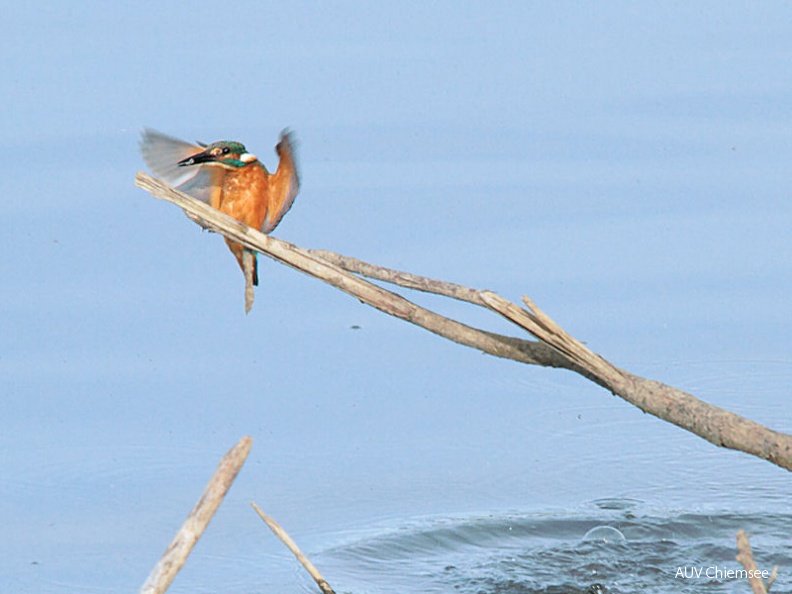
<box><xmin>140</xmin><ymin>128</ymin><xmax>300</xmax><ymax>312</ymax></box>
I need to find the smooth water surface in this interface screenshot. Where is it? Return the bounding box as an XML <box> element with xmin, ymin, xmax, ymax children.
<box><xmin>2</xmin><ymin>4</ymin><xmax>791</xmax><ymax>593</ymax></box>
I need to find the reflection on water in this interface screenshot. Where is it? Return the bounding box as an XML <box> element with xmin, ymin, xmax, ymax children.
<box><xmin>316</xmin><ymin>499</ymin><xmax>789</xmax><ymax>594</ymax></box>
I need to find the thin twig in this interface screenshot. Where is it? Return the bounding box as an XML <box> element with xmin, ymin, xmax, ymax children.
<box><xmin>251</xmin><ymin>502</ymin><xmax>336</xmax><ymax>594</ymax></box>
<box><xmin>139</xmin><ymin>436</ymin><xmax>253</xmax><ymax>594</ymax></box>
<box><xmin>736</xmin><ymin>530</ymin><xmax>777</xmax><ymax>594</ymax></box>
<box><xmin>135</xmin><ymin>172</ymin><xmax>792</xmax><ymax>473</ymax></box>
<box><xmin>308</xmin><ymin>249</ymin><xmax>486</xmax><ymax>305</ymax></box>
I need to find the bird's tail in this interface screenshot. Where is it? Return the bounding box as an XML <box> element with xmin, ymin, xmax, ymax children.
<box><xmin>226</xmin><ymin>240</ymin><xmax>259</xmax><ymax>312</ymax></box>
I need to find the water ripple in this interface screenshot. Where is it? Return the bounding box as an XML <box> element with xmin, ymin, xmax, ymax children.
<box><xmin>317</xmin><ymin>502</ymin><xmax>790</xmax><ymax>594</ymax></box>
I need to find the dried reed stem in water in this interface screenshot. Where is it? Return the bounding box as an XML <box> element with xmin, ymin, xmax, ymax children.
<box><xmin>736</xmin><ymin>530</ymin><xmax>777</xmax><ymax>594</ymax></box>
<box><xmin>252</xmin><ymin>502</ymin><xmax>336</xmax><ymax>594</ymax></box>
<box><xmin>139</xmin><ymin>436</ymin><xmax>253</xmax><ymax>594</ymax></box>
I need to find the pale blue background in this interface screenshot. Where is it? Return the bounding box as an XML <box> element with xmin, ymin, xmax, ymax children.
<box><xmin>1</xmin><ymin>3</ymin><xmax>791</xmax><ymax>593</ymax></box>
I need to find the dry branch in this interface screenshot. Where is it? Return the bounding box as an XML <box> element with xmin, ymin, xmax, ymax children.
<box><xmin>135</xmin><ymin>172</ymin><xmax>792</xmax><ymax>472</ymax></box>
<box><xmin>252</xmin><ymin>502</ymin><xmax>336</xmax><ymax>594</ymax></box>
<box><xmin>139</xmin><ymin>436</ymin><xmax>253</xmax><ymax>594</ymax></box>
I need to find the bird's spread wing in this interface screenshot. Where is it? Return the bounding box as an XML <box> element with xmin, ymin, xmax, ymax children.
<box><xmin>262</xmin><ymin>130</ymin><xmax>300</xmax><ymax>233</ymax></box>
<box><xmin>139</xmin><ymin>128</ymin><xmax>214</xmax><ymax>203</ymax></box>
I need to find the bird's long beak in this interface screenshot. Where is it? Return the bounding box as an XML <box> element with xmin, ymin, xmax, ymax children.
<box><xmin>178</xmin><ymin>149</ymin><xmax>217</xmax><ymax>167</ymax></box>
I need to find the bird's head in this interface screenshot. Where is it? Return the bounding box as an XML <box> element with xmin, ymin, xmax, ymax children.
<box><xmin>178</xmin><ymin>140</ymin><xmax>258</xmax><ymax>169</ymax></box>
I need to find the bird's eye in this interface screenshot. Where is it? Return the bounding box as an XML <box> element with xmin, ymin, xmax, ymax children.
<box><xmin>222</xmin><ymin>147</ymin><xmax>230</xmax><ymax>155</ymax></box>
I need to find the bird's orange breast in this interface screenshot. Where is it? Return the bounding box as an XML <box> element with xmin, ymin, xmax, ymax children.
<box><xmin>216</xmin><ymin>164</ymin><xmax>270</xmax><ymax>231</ymax></box>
